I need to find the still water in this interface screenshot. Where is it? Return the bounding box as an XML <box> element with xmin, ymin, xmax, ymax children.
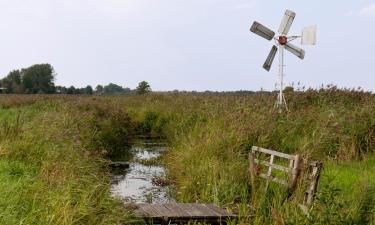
<box><xmin>110</xmin><ymin>139</ymin><xmax>175</xmax><ymax>204</ymax></box>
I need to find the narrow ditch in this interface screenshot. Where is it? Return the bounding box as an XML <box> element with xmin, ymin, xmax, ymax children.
<box><xmin>109</xmin><ymin>137</ymin><xmax>176</xmax><ymax>204</ymax></box>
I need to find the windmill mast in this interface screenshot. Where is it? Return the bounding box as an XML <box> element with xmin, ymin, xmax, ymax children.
<box><xmin>277</xmin><ymin>35</ymin><xmax>288</xmax><ymax>110</ymax></box>
<box><xmin>278</xmin><ymin>44</ymin><xmax>286</xmax><ymax>110</ymax></box>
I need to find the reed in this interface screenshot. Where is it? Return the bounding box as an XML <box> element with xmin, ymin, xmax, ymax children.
<box><xmin>0</xmin><ymin>87</ymin><xmax>374</xmax><ymax>224</ymax></box>
<box><xmin>0</xmin><ymin>98</ymin><xmax>139</xmax><ymax>225</ymax></box>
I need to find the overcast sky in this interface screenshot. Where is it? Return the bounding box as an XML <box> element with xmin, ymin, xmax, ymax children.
<box><xmin>0</xmin><ymin>0</ymin><xmax>374</xmax><ymax>91</ymax></box>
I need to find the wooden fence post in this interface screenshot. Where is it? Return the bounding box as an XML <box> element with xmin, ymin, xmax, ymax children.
<box><xmin>304</xmin><ymin>162</ymin><xmax>323</xmax><ymax>206</ymax></box>
<box><xmin>249</xmin><ymin>152</ymin><xmax>256</xmax><ymax>189</ymax></box>
<box><xmin>289</xmin><ymin>154</ymin><xmax>301</xmax><ymax>193</ymax></box>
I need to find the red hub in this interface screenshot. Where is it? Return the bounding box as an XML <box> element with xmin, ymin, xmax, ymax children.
<box><xmin>278</xmin><ymin>36</ymin><xmax>287</xmax><ymax>45</ymax></box>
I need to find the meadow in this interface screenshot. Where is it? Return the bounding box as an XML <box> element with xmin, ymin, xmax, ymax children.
<box><xmin>0</xmin><ymin>88</ymin><xmax>374</xmax><ymax>224</ymax></box>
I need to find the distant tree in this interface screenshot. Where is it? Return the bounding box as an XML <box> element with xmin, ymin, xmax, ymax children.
<box><xmin>1</xmin><ymin>70</ymin><xmax>23</xmax><ymax>93</ymax></box>
<box><xmin>22</xmin><ymin>64</ymin><xmax>56</xmax><ymax>94</ymax></box>
<box><xmin>55</xmin><ymin>86</ymin><xmax>68</xmax><ymax>94</ymax></box>
<box><xmin>67</xmin><ymin>86</ymin><xmax>76</xmax><ymax>94</ymax></box>
<box><xmin>123</xmin><ymin>87</ymin><xmax>131</xmax><ymax>94</ymax></box>
<box><xmin>0</xmin><ymin>64</ymin><xmax>137</xmax><ymax>96</ymax></box>
<box><xmin>95</xmin><ymin>85</ymin><xmax>104</xmax><ymax>95</ymax></box>
<box><xmin>75</xmin><ymin>88</ymin><xmax>84</xmax><ymax>94</ymax></box>
<box><xmin>103</xmin><ymin>83</ymin><xmax>124</xmax><ymax>94</ymax></box>
<box><xmin>135</xmin><ymin>81</ymin><xmax>151</xmax><ymax>95</ymax></box>
<box><xmin>84</xmin><ymin>85</ymin><xmax>93</xmax><ymax>95</ymax></box>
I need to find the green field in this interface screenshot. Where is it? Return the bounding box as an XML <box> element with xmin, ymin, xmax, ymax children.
<box><xmin>0</xmin><ymin>89</ymin><xmax>374</xmax><ymax>224</ymax></box>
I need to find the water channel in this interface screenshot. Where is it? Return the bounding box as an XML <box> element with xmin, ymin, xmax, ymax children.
<box><xmin>110</xmin><ymin>139</ymin><xmax>175</xmax><ymax>204</ymax></box>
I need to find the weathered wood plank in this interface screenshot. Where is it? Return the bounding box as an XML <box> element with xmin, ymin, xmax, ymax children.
<box><xmin>189</xmin><ymin>204</ymin><xmax>213</xmax><ymax>217</ymax></box>
<box><xmin>254</xmin><ymin>159</ymin><xmax>291</xmax><ymax>172</ymax></box>
<box><xmin>252</xmin><ymin>146</ymin><xmax>295</xmax><ymax>160</ymax></box>
<box><xmin>206</xmin><ymin>204</ymin><xmax>233</xmax><ymax>217</ymax></box>
<box><xmin>138</xmin><ymin>204</ymin><xmax>162</xmax><ymax>218</ymax></box>
<box><xmin>163</xmin><ymin>203</ymin><xmax>187</xmax><ymax>218</ymax></box>
<box><xmin>304</xmin><ymin>161</ymin><xmax>323</xmax><ymax>206</ymax></box>
<box><xmin>152</xmin><ymin>204</ymin><xmax>173</xmax><ymax>218</ymax></box>
<box><xmin>249</xmin><ymin>152</ymin><xmax>256</xmax><ymax>188</ymax></box>
<box><xmin>267</xmin><ymin>155</ymin><xmax>274</xmax><ymax>177</ymax></box>
<box><xmin>132</xmin><ymin>203</ymin><xmax>236</xmax><ymax>223</ymax></box>
<box><xmin>184</xmin><ymin>203</ymin><xmax>206</xmax><ymax>217</ymax></box>
<box><xmin>203</xmin><ymin>204</ymin><xmax>223</xmax><ymax>217</ymax></box>
<box><xmin>289</xmin><ymin>154</ymin><xmax>301</xmax><ymax>190</ymax></box>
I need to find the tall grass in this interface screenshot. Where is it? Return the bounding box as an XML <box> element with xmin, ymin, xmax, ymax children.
<box><xmin>0</xmin><ymin>88</ymin><xmax>374</xmax><ymax>224</ymax></box>
<box><xmin>114</xmin><ymin>88</ymin><xmax>375</xmax><ymax>224</ymax></box>
<box><xmin>0</xmin><ymin>98</ymin><xmax>139</xmax><ymax>225</ymax></box>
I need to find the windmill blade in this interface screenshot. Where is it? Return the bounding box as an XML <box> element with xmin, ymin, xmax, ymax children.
<box><xmin>302</xmin><ymin>25</ymin><xmax>317</xmax><ymax>45</ymax></box>
<box><xmin>263</xmin><ymin>45</ymin><xmax>278</xmax><ymax>71</ymax></box>
<box><xmin>278</xmin><ymin>9</ymin><xmax>296</xmax><ymax>35</ymax></box>
<box><xmin>250</xmin><ymin>21</ymin><xmax>275</xmax><ymax>41</ymax></box>
<box><xmin>285</xmin><ymin>42</ymin><xmax>305</xmax><ymax>59</ymax></box>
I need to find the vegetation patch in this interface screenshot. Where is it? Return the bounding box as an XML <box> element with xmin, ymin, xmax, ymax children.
<box><xmin>116</xmin><ymin>88</ymin><xmax>375</xmax><ymax>224</ymax></box>
<box><xmin>0</xmin><ymin>89</ymin><xmax>374</xmax><ymax>224</ymax></box>
<box><xmin>0</xmin><ymin>97</ymin><xmax>140</xmax><ymax>225</ymax></box>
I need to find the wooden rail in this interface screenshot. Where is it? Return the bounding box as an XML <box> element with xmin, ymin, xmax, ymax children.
<box><xmin>249</xmin><ymin>146</ymin><xmax>322</xmax><ymax>206</ymax></box>
<box><xmin>249</xmin><ymin>146</ymin><xmax>300</xmax><ymax>189</ymax></box>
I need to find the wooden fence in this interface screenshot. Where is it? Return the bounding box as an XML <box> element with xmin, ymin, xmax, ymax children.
<box><xmin>249</xmin><ymin>146</ymin><xmax>322</xmax><ymax>206</ymax></box>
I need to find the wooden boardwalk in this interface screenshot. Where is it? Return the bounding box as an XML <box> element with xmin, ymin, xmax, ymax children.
<box><xmin>130</xmin><ymin>203</ymin><xmax>237</xmax><ymax>224</ymax></box>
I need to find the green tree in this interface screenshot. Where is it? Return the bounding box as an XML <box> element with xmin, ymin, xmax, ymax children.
<box><xmin>103</xmin><ymin>83</ymin><xmax>124</xmax><ymax>94</ymax></box>
<box><xmin>95</xmin><ymin>85</ymin><xmax>104</xmax><ymax>95</ymax></box>
<box><xmin>67</xmin><ymin>86</ymin><xmax>76</xmax><ymax>94</ymax></box>
<box><xmin>22</xmin><ymin>64</ymin><xmax>56</xmax><ymax>94</ymax></box>
<box><xmin>135</xmin><ymin>81</ymin><xmax>152</xmax><ymax>95</ymax></box>
<box><xmin>1</xmin><ymin>70</ymin><xmax>23</xmax><ymax>93</ymax></box>
<box><xmin>55</xmin><ymin>86</ymin><xmax>68</xmax><ymax>94</ymax></box>
<box><xmin>84</xmin><ymin>85</ymin><xmax>93</xmax><ymax>95</ymax></box>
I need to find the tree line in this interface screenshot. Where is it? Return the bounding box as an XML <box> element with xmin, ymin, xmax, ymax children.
<box><xmin>0</xmin><ymin>64</ymin><xmax>152</xmax><ymax>95</ymax></box>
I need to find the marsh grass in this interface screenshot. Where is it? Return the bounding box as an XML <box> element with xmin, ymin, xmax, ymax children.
<box><xmin>0</xmin><ymin>88</ymin><xmax>374</xmax><ymax>224</ymax></box>
<box><xmin>114</xmin><ymin>88</ymin><xmax>375</xmax><ymax>224</ymax></box>
<box><xmin>0</xmin><ymin>98</ymin><xmax>140</xmax><ymax>225</ymax></box>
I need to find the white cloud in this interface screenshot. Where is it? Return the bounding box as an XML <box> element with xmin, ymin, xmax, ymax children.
<box><xmin>358</xmin><ymin>3</ymin><xmax>375</xmax><ymax>16</ymax></box>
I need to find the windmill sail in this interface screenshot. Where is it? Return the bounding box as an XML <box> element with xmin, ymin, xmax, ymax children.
<box><xmin>278</xmin><ymin>10</ymin><xmax>296</xmax><ymax>35</ymax></box>
<box><xmin>302</xmin><ymin>25</ymin><xmax>317</xmax><ymax>45</ymax></box>
<box><xmin>263</xmin><ymin>45</ymin><xmax>278</xmax><ymax>71</ymax></box>
<box><xmin>285</xmin><ymin>42</ymin><xmax>305</xmax><ymax>59</ymax></box>
<box><xmin>250</xmin><ymin>21</ymin><xmax>275</xmax><ymax>41</ymax></box>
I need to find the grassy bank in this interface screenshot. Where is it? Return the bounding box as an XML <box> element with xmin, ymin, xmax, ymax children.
<box><xmin>116</xmin><ymin>88</ymin><xmax>375</xmax><ymax>224</ymax></box>
<box><xmin>0</xmin><ymin>97</ymin><xmax>139</xmax><ymax>225</ymax></box>
<box><xmin>0</xmin><ymin>89</ymin><xmax>374</xmax><ymax>224</ymax></box>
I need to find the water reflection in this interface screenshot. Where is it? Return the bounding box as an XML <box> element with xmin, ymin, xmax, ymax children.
<box><xmin>110</xmin><ymin>139</ymin><xmax>175</xmax><ymax>204</ymax></box>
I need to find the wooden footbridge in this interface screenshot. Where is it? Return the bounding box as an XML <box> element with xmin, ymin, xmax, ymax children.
<box><xmin>129</xmin><ymin>203</ymin><xmax>236</xmax><ymax>225</ymax></box>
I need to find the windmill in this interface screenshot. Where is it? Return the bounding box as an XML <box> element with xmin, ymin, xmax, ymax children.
<box><xmin>250</xmin><ymin>9</ymin><xmax>316</xmax><ymax>110</ymax></box>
